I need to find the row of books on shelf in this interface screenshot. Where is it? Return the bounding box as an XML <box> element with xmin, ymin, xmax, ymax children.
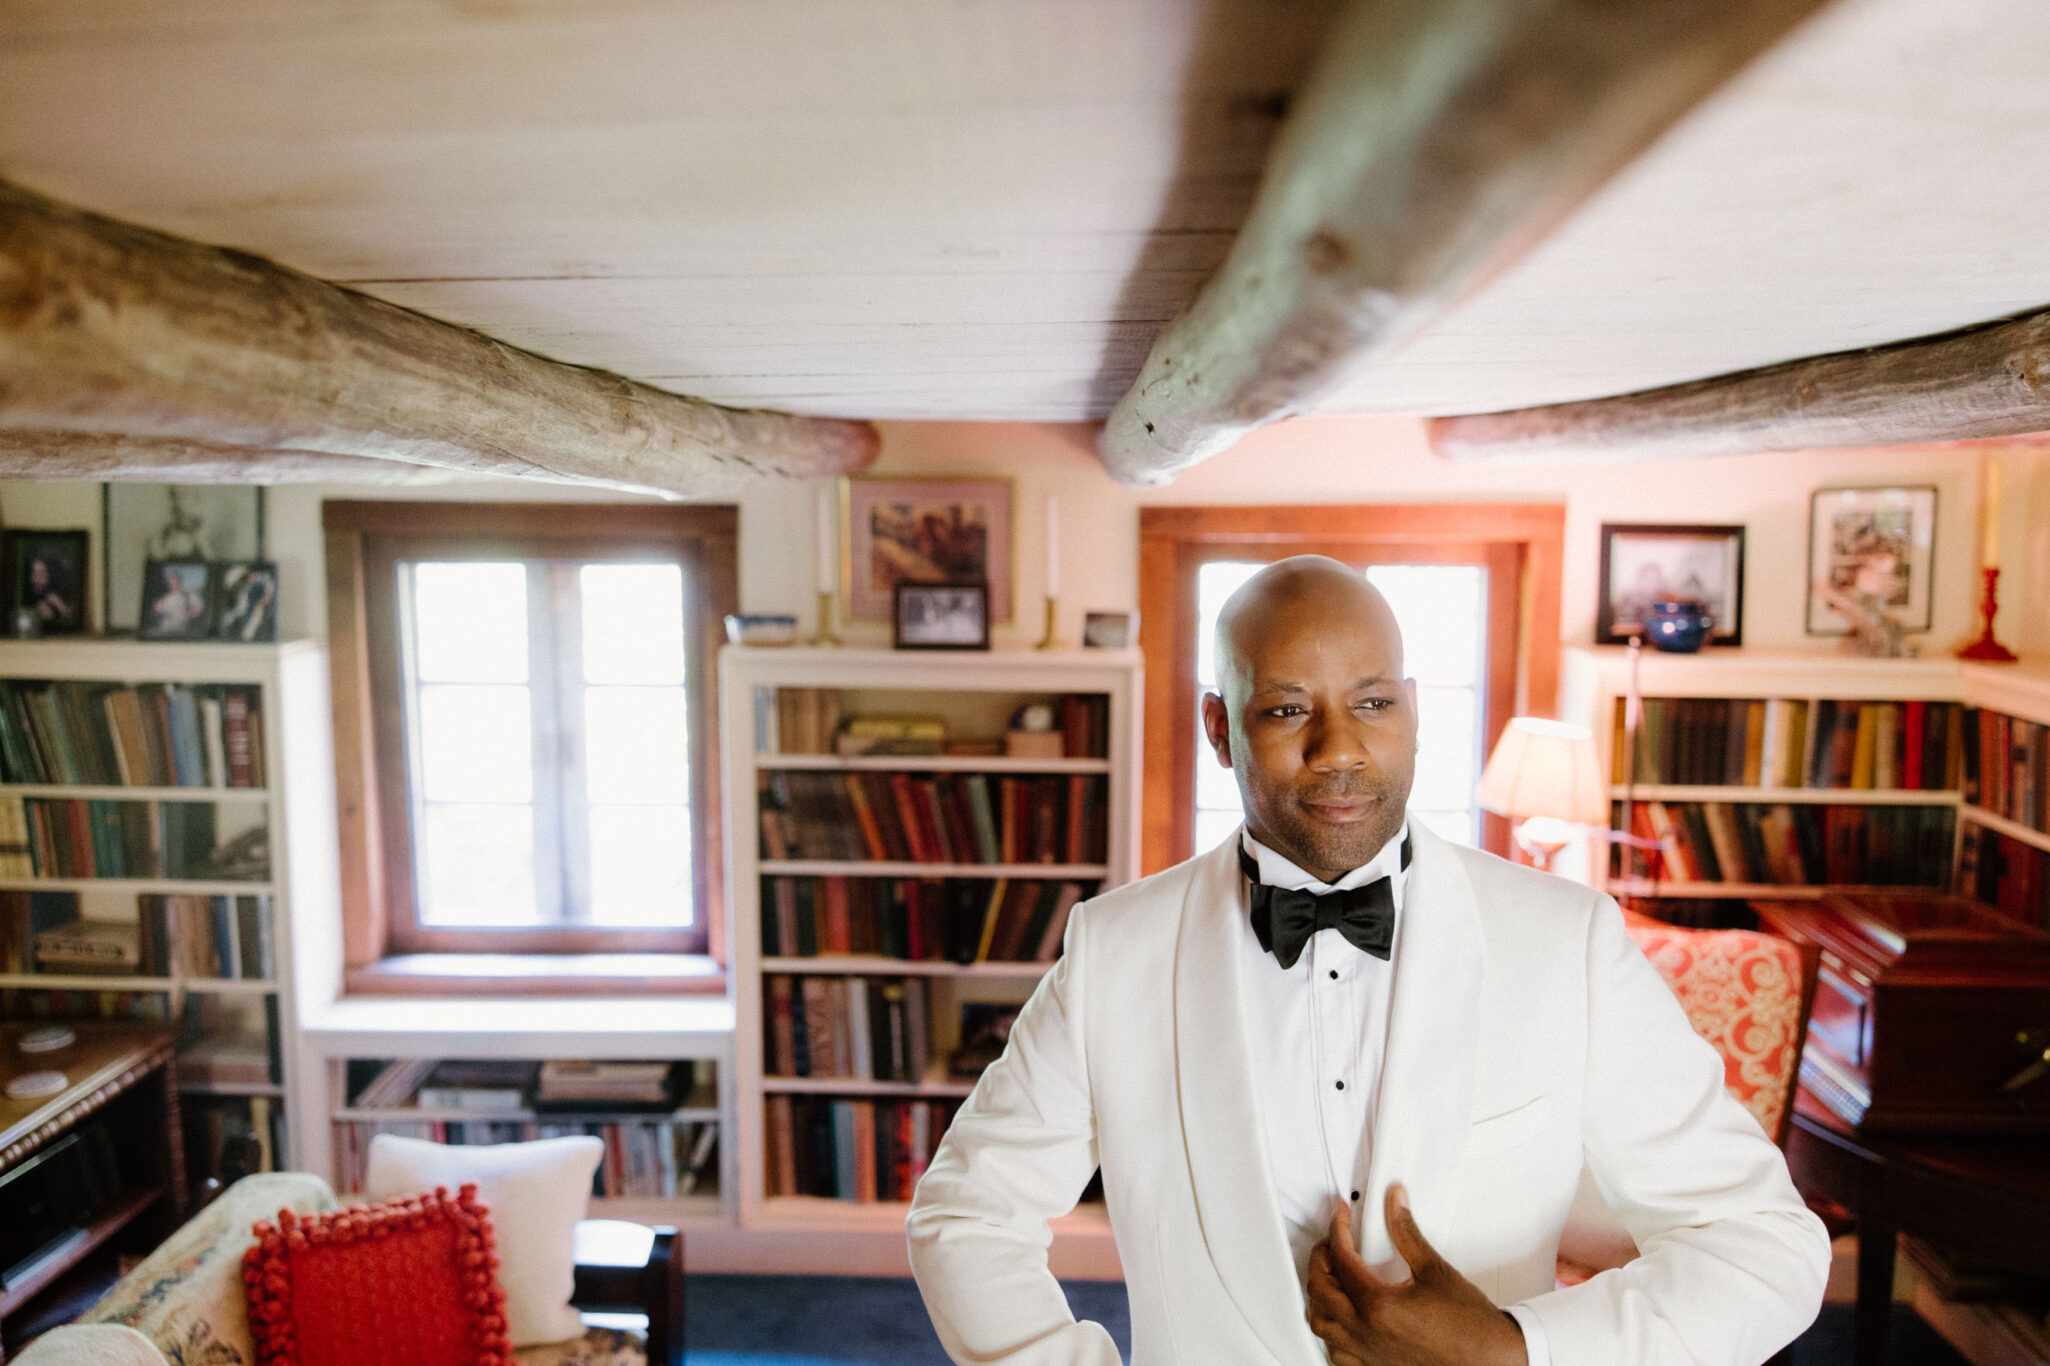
<box><xmin>766</xmin><ymin>974</ymin><xmax>933</xmax><ymax>1082</ymax></box>
<box><xmin>759</xmin><ymin>770</ymin><xmax>1107</xmax><ymax>866</ymax></box>
<box><xmin>760</xmin><ymin>875</ymin><xmax>1087</xmax><ymax>964</ymax></box>
<box><xmin>336</xmin><ymin>1119</ymin><xmax>720</xmax><ymax>1200</ymax></box>
<box><xmin>1619</xmin><ymin>800</ymin><xmax>1955</xmax><ymax>888</ymax></box>
<box><xmin>1958</xmin><ymin>823</ymin><xmax>2050</xmax><ymax>931</ymax></box>
<box><xmin>345</xmin><ymin>1057</ymin><xmax>715</xmax><ymax>1114</ymax></box>
<box><xmin>763</xmin><ymin>1095</ymin><xmax>952</xmax><ymax>1202</ymax></box>
<box><xmin>0</xmin><ymin>680</ymin><xmax>266</xmax><ymax>789</ymax></box>
<box><xmin>0</xmin><ymin>985</ymin><xmax>282</xmax><ymax>1085</ymax></box>
<box><xmin>0</xmin><ymin>797</ymin><xmax>255</xmax><ymax>881</ymax></box>
<box><xmin>0</xmin><ymin>891</ymin><xmax>276</xmax><ymax>979</ymax></box>
<box><xmin>1961</xmin><ymin>707</ymin><xmax>2050</xmax><ymax>833</ymax></box>
<box><xmin>1615</xmin><ymin>697</ymin><xmax>1962</xmax><ymax>791</ymax></box>
<box><xmin>758</xmin><ymin>688</ymin><xmax>1111</xmax><ymax>761</ymax></box>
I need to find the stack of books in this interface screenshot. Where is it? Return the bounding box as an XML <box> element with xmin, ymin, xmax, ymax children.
<box><xmin>1</xmin><ymin>893</ymin><xmax>276</xmax><ymax>979</ymax></box>
<box><xmin>759</xmin><ymin>875</ymin><xmax>1085</xmax><ymax>963</ymax></box>
<box><xmin>535</xmin><ymin>1060</ymin><xmax>682</xmax><ymax>1112</ymax></box>
<box><xmin>758</xmin><ymin>771</ymin><xmax>1106</xmax><ymax>865</ymax></box>
<box><xmin>764</xmin><ymin>974</ymin><xmax>932</xmax><ymax>1082</ymax></box>
<box><xmin>1621</xmin><ymin>800</ymin><xmax>1954</xmax><ymax>887</ymax></box>
<box><xmin>1616</xmin><ymin>697</ymin><xmax>1962</xmax><ymax>790</ymax></box>
<box><xmin>763</xmin><ymin>1095</ymin><xmax>951</xmax><ymax>1202</ymax></box>
<box><xmin>0</xmin><ymin>680</ymin><xmax>266</xmax><ymax>788</ymax></box>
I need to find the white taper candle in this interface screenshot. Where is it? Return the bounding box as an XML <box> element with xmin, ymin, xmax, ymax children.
<box><xmin>1046</xmin><ymin>494</ymin><xmax>1061</xmax><ymax>599</ymax></box>
<box><xmin>817</xmin><ymin>486</ymin><xmax>835</xmax><ymax>594</ymax></box>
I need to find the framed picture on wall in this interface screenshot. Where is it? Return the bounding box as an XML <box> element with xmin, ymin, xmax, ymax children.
<box><xmin>138</xmin><ymin>559</ymin><xmax>216</xmax><ymax>640</ymax></box>
<box><xmin>2</xmin><ymin>529</ymin><xmax>90</xmax><ymax>636</ymax></box>
<box><xmin>842</xmin><ymin>477</ymin><xmax>1013</xmax><ymax>623</ymax></box>
<box><xmin>1806</xmin><ymin>485</ymin><xmax>1936</xmax><ymax>635</ymax></box>
<box><xmin>892</xmin><ymin>581</ymin><xmax>991</xmax><ymax>650</ymax></box>
<box><xmin>1595</xmin><ymin>523</ymin><xmax>1746</xmax><ymax>646</ymax></box>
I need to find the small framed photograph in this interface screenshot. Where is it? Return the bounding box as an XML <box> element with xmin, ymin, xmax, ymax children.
<box><xmin>844</xmin><ymin>476</ymin><xmax>1013</xmax><ymax>623</ymax></box>
<box><xmin>1806</xmin><ymin>485</ymin><xmax>1936</xmax><ymax>635</ymax></box>
<box><xmin>215</xmin><ymin>561</ymin><xmax>280</xmax><ymax>642</ymax></box>
<box><xmin>893</xmin><ymin>582</ymin><xmax>990</xmax><ymax>651</ymax></box>
<box><xmin>102</xmin><ymin>485</ymin><xmax>263</xmax><ymax>632</ymax></box>
<box><xmin>3</xmin><ymin>530</ymin><xmax>91</xmax><ymax>636</ymax></box>
<box><xmin>138</xmin><ymin>559</ymin><xmax>216</xmax><ymax>640</ymax></box>
<box><xmin>1596</xmin><ymin>523</ymin><xmax>1746</xmax><ymax>646</ymax></box>
<box><xmin>1082</xmin><ymin>610</ymin><xmax>1136</xmax><ymax>649</ymax></box>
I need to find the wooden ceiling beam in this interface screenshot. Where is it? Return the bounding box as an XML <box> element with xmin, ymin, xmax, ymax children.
<box><xmin>0</xmin><ymin>433</ymin><xmax>467</xmax><ymax>483</ymax></box>
<box><xmin>1429</xmin><ymin>307</ymin><xmax>2050</xmax><ymax>463</ymax></box>
<box><xmin>1095</xmin><ymin>0</ymin><xmax>1835</xmax><ymax>487</ymax></box>
<box><xmin>0</xmin><ymin>180</ymin><xmax>879</xmax><ymax>497</ymax></box>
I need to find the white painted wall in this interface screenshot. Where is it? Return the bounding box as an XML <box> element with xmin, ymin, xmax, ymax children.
<box><xmin>0</xmin><ymin>416</ymin><xmax>2027</xmax><ymax>669</ymax></box>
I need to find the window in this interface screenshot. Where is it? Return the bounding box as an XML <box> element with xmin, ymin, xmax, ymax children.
<box><xmin>326</xmin><ymin>502</ymin><xmax>737</xmax><ymax>968</ymax></box>
<box><xmin>1137</xmin><ymin>504</ymin><xmax>1565</xmax><ymax>875</ymax></box>
<box><xmin>1192</xmin><ymin>561</ymin><xmax>1489</xmax><ymax>854</ymax></box>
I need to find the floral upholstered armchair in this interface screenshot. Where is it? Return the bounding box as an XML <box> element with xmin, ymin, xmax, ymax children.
<box><xmin>14</xmin><ymin>1173</ymin><xmax>681</xmax><ymax>1366</ymax></box>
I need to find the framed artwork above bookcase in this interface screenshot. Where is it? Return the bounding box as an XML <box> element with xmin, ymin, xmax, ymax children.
<box><xmin>720</xmin><ymin>645</ymin><xmax>1139</xmax><ymax>1276</ymax></box>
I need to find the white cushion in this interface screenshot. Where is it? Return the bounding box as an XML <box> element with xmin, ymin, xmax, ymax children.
<box><xmin>363</xmin><ymin>1133</ymin><xmax>604</xmax><ymax>1348</ymax></box>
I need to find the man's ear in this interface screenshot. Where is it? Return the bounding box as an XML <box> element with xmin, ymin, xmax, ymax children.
<box><xmin>1199</xmin><ymin>691</ymin><xmax>1234</xmax><ymax>768</ymax></box>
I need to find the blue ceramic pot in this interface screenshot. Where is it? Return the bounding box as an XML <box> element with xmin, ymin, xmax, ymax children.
<box><xmin>1645</xmin><ymin>599</ymin><xmax>1715</xmax><ymax>652</ymax></box>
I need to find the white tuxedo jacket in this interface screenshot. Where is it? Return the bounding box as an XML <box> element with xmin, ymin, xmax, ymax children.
<box><xmin>908</xmin><ymin>823</ymin><xmax>1831</xmax><ymax>1365</ymax></box>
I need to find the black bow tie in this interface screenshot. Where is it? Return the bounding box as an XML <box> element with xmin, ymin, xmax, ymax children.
<box><xmin>1239</xmin><ymin>833</ymin><xmax>1411</xmax><ymax>970</ymax></box>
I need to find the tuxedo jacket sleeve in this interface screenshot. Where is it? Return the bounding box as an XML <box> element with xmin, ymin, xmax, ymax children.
<box><xmin>1514</xmin><ymin>895</ymin><xmax>1833</xmax><ymax>1363</ymax></box>
<box><xmin>907</xmin><ymin>905</ymin><xmax>1121</xmax><ymax>1366</ymax></box>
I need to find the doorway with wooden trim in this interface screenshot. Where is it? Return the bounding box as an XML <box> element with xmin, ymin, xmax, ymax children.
<box><xmin>1138</xmin><ymin>505</ymin><xmax>1565</xmax><ymax>876</ymax></box>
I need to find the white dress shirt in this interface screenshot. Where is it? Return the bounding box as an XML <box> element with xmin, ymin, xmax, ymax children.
<box><xmin>1237</xmin><ymin>821</ymin><xmax>1551</xmax><ymax>1366</ymax></box>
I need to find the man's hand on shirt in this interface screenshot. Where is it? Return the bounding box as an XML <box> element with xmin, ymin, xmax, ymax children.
<box><xmin>1306</xmin><ymin>1186</ymin><xmax>1529</xmax><ymax>1366</ymax></box>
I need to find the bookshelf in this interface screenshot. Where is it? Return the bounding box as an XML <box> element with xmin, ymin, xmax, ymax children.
<box><xmin>1563</xmin><ymin>649</ymin><xmax>2050</xmax><ymax>932</ymax></box>
<box><xmin>0</xmin><ymin>638</ymin><xmax>337</xmax><ymax>1202</ymax></box>
<box><xmin>720</xmin><ymin>646</ymin><xmax>1139</xmax><ymax>1276</ymax></box>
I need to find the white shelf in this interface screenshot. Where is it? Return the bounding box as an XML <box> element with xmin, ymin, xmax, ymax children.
<box><xmin>181</xmin><ymin>1081</ymin><xmax>284</xmax><ymax>1097</ymax></box>
<box><xmin>0</xmin><ymin>973</ymin><xmax>277</xmax><ymax>993</ymax></box>
<box><xmin>763</xmin><ymin>1060</ymin><xmax>976</xmax><ymax>1099</ymax></box>
<box><xmin>302</xmin><ymin>995</ymin><xmax>737</xmax><ymax>1059</ymax></box>
<box><xmin>761</xmin><ymin>955</ymin><xmax>1051</xmax><ymax>978</ymax></box>
<box><xmin>334</xmin><ymin>1105</ymin><xmax>720</xmax><ymax>1125</ymax></box>
<box><xmin>1609</xmin><ymin>879</ymin><xmax>1834</xmax><ymax>900</ymax></box>
<box><xmin>591</xmin><ymin>1193</ymin><xmax>726</xmax><ymax>1225</ymax></box>
<box><xmin>759</xmin><ymin>859</ymin><xmax>1107</xmax><ymax>879</ymax></box>
<box><xmin>1959</xmin><ymin>804</ymin><xmax>2050</xmax><ymax>854</ymax></box>
<box><xmin>1610</xmin><ymin>785</ymin><xmax>1963</xmax><ymax>806</ymax></box>
<box><xmin>757</xmin><ymin>753</ymin><xmax>1110</xmax><ymax>774</ymax></box>
<box><xmin>0</xmin><ymin>878</ymin><xmax>273</xmax><ymax>895</ymax></box>
<box><xmin>0</xmin><ymin>784</ymin><xmax>269</xmax><ymax>801</ymax></box>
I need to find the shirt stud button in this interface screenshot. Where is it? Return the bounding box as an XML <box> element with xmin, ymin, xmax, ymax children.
<box><xmin>1351</xmin><ymin>1190</ymin><xmax>1361</xmax><ymax>1202</ymax></box>
<box><xmin>1329</xmin><ymin>970</ymin><xmax>1338</xmax><ymax>980</ymax></box>
<box><xmin>1335</xmin><ymin>1079</ymin><xmax>1345</xmax><ymax>1090</ymax></box>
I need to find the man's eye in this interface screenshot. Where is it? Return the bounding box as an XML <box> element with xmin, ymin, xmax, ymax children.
<box><xmin>1355</xmin><ymin>698</ymin><xmax>1391</xmax><ymax>712</ymax></box>
<box><xmin>1266</xmin><ymin>705</ymin><xmax>1305</xmax><ymax>718</ymax></box>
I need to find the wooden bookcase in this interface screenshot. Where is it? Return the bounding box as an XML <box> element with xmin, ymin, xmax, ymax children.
<box><xmin>719</xmin><ymin>645</ymin><xmax>1140</xmax><ymax>1277</ymax></box>
<box><xmin>0</xmin><ymin>639</ymin><xmax>336</xmax><ymax>1199</ymax></box>
<box><xmin>1562</xmin><ymin>647</ymin><xmax>2050</xmax><ymax>930</ymax></box>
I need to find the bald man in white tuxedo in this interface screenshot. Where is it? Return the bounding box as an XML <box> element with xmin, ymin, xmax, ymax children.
<box><xmin>908</xmin><ymin>557</ymin><xmax>1829</xmax><ymax>1366</ymax></box>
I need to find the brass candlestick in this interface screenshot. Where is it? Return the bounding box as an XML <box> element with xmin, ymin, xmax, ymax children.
<box><xmin>808</xmin><ymin>589</ymin><xmax>842</xmax><ymax>647</ymax></box>
<box><xmin>1957</xmin><ymin>567</ymin><xmax>2018</xmax><ymax>662</ymax></box>
<box><xmin>1034</xmin><ymin>595</ymin><xmax>1067</xmax><ymax>651</ymax></box>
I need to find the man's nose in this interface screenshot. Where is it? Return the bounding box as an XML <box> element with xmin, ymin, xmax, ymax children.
<box><xmin>1303</xmin><ymin>706</ymin><xmax>1370</xmax><ymax>771</ymax></box>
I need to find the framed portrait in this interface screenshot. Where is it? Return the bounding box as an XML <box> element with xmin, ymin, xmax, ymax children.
<box><xmin>138</xmin><ymin>560</ymin><xmax>216</xmax><ymax>640</ymax></box>
<box><xmin>1082</xmin><ymin>610</ymin><xmax>1136</xmax><ymax>649</ymax></box>
<box><xmin>1595</xmin><ymin>523</ymin><xmax>1746</xmax><ymax>646</ymax></box>
<box><xmin>3</xmin><ymin>530</ymin><xmax>91</xmax><ymax>636</ymax></box>
<box><xmin>1806</xmin><ymin>485</ymin><xmax>1936</xmax><ymax>635</ymax></box>
<box><xmin>893</xmin><ymin>582</ymin><xmax>991</xmax><ymax>651</ymax></box>
<box><xmin>843</xmin><ymin>477</ymin><xmax>1012</xmax><ymax>623</ymax></box>
<box><xmin>215</xmin><ymin>561</ymin><xmax>280</xmax><ymax>642</ymax></box>
<box><xmin>102</xmin><ymin>485</ymin><xmax>263</xmax><ymax>633</ymax></box>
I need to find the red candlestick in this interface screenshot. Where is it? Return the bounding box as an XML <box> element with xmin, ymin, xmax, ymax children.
<box><xmin>1958</xmin><ymin>566</ymin><xmax>2019</xmax><ymax>662</ymax></box>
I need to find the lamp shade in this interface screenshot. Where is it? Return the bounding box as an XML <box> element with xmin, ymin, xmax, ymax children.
<box><xmin>1475</xmin><ymin>717</ymin><xmax>1606</xmax><ymax>825</ymax></box>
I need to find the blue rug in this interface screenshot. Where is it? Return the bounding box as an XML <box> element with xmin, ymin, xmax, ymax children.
<box><xmin>684</xmin><ymin>1275</ymin><xmax>1967</xmax><ymax>1364</ymax></box>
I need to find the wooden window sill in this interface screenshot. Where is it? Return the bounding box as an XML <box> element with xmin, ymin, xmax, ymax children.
<box><xmin>345</xmin><ymin>953</ymin><xmax>726</xmax><ymax>997</ymax></box>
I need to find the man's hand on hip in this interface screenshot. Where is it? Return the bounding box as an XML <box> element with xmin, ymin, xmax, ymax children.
<box><xmin>1306</xmin><ymin>1186</ymin><xmax>1529</xmax><ymax>1366</ymax></box>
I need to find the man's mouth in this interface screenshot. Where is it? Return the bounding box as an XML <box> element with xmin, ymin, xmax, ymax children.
<box><xmin>1302</xmin><ymin>796</ymin><xmax>1375</xmax><ymax>822</ymax></box>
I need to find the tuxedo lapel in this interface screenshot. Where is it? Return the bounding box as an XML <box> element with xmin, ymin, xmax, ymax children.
<box><xmin>1358</xmin><ymin>821</ymin><xmax>1485</xmax><ymax>1276</ymax></box>
<box><xmin>1172</xmin><ymin>834</ymin><xmax>1311</xmax><ymax>1365</ymax></box>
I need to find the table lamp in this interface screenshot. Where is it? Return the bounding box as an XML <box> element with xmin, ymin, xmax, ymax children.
<box><xmin>1476</xmin><ymin>717</ymin><xmax>1607</xmax><ymax>871</ymax></box>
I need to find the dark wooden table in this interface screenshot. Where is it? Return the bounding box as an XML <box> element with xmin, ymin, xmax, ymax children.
<box><xmin>0</xmin><ymin>1021</ymin><xmax>182</xmax><ymax>1359</ymax></box>
<box><xmin>1784</xmin><ymin>1090</ymin><xmax>2050</xmax><ymax>1366</ymax></box>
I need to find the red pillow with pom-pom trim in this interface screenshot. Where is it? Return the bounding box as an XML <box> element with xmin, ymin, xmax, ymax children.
<box><xmin>241</xmin><ymin>1183</ymin><xmax>512</xmax><ymax>1366</ymax></box>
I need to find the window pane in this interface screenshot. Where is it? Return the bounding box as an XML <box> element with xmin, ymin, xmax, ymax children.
<box><xmin>418</xmin><ymin>684</ymin><xmax>534</xmax><ymax>803</ymax></box>
<box><xmin>419</xmin><ymin>803</ymin><xmax>537</xmax><ymax>925</ymax></box>
<box><xmin>412</xmin><ymin>562</ymin><xmax>529</xmax><ymax>683</ymax></box>
<box><xmin>588</xmin><ymin>806</ymin><xmax>693</xmax><ymax>926</ymax></box>
<box><xmin>1367</xmin><ymin>565</ymin><xmax>1483</xmax><ymax>686</ymax></box>
<box><xmin>1194</xmin><ymin>807</ymin><xmax>1246</xmax><ymax>857</ymax></box>
<box><xmin>1411</xmin><ymin>685</ymin><xmax>1480</xmax><ymax>811</ymax></box>
<box><xmin>582</xmin><ymin>564</ymin><xmax>686</xmax><ymax>685</ymax></box>
<box><xmin>1195</xmin><ymin>562</ymin><xmax>1264</xmax><ymax>686</ymax></box>
<box><xmin>585</xmin><ymin>686</ymin><xmax>689</xmax><ymax>805</ymax></box>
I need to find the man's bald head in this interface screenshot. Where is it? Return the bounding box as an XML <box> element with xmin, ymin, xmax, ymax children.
<box><xmin>1201</xmin><ymin>556</ymin><xmax>1417</xmax><ymax>881</ymax></box>
<box><xmin>1213</xmin><ymin>557</ymin><xmax>1405</xmax><ymax>709</ymax></box>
